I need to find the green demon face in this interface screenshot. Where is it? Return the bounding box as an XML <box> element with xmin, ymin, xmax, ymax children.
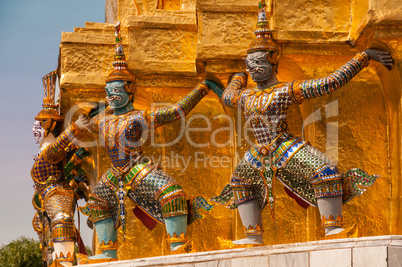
<box><xmin>105</xmin><ymin>81</ymin><xmax>130</xmax><ymax>110</ymax></box>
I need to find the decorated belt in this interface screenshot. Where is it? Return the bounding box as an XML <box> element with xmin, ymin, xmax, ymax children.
<box><xmin>252</xmin><ymin>132</ymin><xmax>288</xmax><ymax>157</ymax></box>
<box><xmin>106</xmin><ymin>161</ymin><xmax>157</xmax><ymax>191</ymax></box>
<box><xmin>256</xmin><ymin>132</ymin><xmax>290</xmax><ymax>156</ymax></box>
<box><xmin>252</xmin><ymin>132</ymin><xmax>305</xmax><ymax>168</ymax></box>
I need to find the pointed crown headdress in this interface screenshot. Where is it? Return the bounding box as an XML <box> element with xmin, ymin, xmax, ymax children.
<box><xmin>247</xmin><ymin>0</ymin><xmax>281</xmax><ymax>65</ymax></box>
<box><xmin>35</xmin><ymin>71</ymin><xmax>63</xmax><ymax>131</ymax></box>
<box><xmin>105</xmin><ymin>20</ymin><xmax>136</xmax><ymax>93</ymax></box>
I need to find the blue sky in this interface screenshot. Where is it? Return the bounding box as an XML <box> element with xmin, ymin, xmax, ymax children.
<box><xmin>0</xmin><ymin>0</ymin><xmax>104</xmax><ymax>247</ymax></box>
